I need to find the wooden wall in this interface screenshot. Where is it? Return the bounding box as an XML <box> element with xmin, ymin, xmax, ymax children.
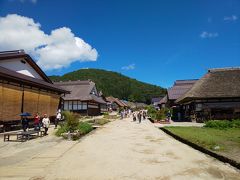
<box><xmin>0</xmin><ymin>82</ymin><xmax>22</xmax><ymax>121</ymax></box>
<box><xmin>0</xmin><ymin>82</ymin><xmax>61</xmax><ymax>122</ymax></box>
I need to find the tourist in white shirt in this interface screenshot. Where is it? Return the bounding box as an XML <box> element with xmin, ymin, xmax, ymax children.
<box><xmin>42</xmin><ymin>114</ymin><xmax>50</xmax><ymax>135</ymax></box>
<box><xmin>55</xmin><ymin>111</ymin><xmax>61</xmax><ymax>129</ymax></box>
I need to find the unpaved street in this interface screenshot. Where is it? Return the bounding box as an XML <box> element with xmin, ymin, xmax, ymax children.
<box><xmin>0</xmin><ymin>118</ymin><xmax>240</xmax><ymax>180</ymax></box>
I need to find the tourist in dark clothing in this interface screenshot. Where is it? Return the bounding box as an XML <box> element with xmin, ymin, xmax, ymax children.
<box><xmin>22</xmin><ymin>117</ymin><xmax>29</xmax><ymax>132</ymax></box>
<box><xmin>133</xmin><ymin>112</ymin><xmax>136</xmax><ymax>121</ymax></box>
<box><xmin>138</xmin><ymin>111</ymin><xmax>142</xmax><ymax>123</ymax></box>
<box><xmin>143</xmin><ymin>111</ymin><xmax>146</xmax><ymax>120</ymax></box>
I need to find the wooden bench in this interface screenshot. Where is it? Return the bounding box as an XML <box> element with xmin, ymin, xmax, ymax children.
<box><xmin>3</xmin><ymin>129</ymin><xmax>45</xmax><ymax>142</ymax></box>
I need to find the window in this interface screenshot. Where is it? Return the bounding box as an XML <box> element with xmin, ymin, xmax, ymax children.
<box><xmin>77</xmin><ymin>101</ymin><xmax>82</xmax><ymax>109</ymax></box>
<box><xmin>68</xmin><ymin>101</ymin><xmax>73</xmax><ymax>110</ymax></box>
<box><xmin>82</xmin><ymin>102</ymin><xmax>87</xmax><ymax>110</ymax></box>
<box><xmin>64</xmin><ymin>101</ymin><xmax>68</xmax><ymax>110</ymax></box>
<box><xmin>73</xmin><ymin>101</ymin><xmax>78</xmax><ymax>110</ymax></box>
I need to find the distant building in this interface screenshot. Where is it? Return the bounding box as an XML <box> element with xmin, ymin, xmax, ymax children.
<box><xmin>151</xmin><ymin>97</ymin><xmax>163</xmax><ymax>109</ymax></box>
<box><xmin>159</xmin><ymin>95</ymin><xmax>167</xmax><ymax>109</ymax></box>
<box><xmin>166</xmin><ymin>79</ymin><xmax>198</xmax><ymax>121</ymax></box>
<box><xmin>0</xmin><ymin>50</ymin><xmax>67</xmax><ymax>131</ymax></box>
<box><xmin>176</xmin><ymin>68</ymin><xmax>240</xmax><ymax>122</ymax></box>
<box><xmin>54</xmin><ymin>80</ymin><xmax>106</xmax><ymax>116</ymax></box>
<box><xmin>106</xmin><ymin>96</ymin><xmax>128</xmax><ymax>111</ymax></box>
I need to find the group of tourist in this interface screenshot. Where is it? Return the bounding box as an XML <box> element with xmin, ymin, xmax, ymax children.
<box><xmin>21</xmin><ymin>110</ymin><xmax>62</xmax><ymax>135</ymax></box>
<box><xmin>119</xmin><ymin>108</ymin><xmax>148</xmax><ymax>124</ymax></box>
<box><xmin>132</xmin><ymin>110</ymin><xmax>147</xmax><ymax>123</ymax></box>
<box><xmin>120</xmin><ymin>109</ymin><xmax>132</xmax><ymax>119</ymax></box>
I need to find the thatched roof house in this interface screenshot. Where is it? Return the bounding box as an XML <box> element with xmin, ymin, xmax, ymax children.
<box><xmin>0</xmin><ymin>50</ymin><xmax>67</xmax><ymax>130</ymax></box>
<box><xmin>105</xmin><ymin>96</ymin><xmax>128</xmax><ymax>111</ymax></box>
<box><xmin>168</xmin><ymin>79</ymin><xmax>198</xmax><ymax>101</ymax></box>
<box><xmin>159</xmin><ymin>95</ymin><xmax>167</xmax><ymax>108</ymax></box>
<box><xmin>176</xmin><ymin>67</ymin><xmax>240</xmax><ymax>121</ymax></box>
<box><xmin>176</xmin><ymin>68</ymin><xmax>240</xmax><ymax>103</ymax></box>
<box><xmin>54</xmin><ymin>80</ymin><xmax>106</xmax><ymax>116</ymax></box>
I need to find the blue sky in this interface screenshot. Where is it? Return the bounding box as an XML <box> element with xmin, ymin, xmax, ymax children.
<box><xmin>0</xmin><ymin>0</ymin><xmax>239</xmax><ymax>88</ymax></box>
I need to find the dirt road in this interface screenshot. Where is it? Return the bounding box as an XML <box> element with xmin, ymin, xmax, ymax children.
<box><xmin>0</xmin><ymin>118</ymin><xmax>239</xmax><ymax>179</ymax></box>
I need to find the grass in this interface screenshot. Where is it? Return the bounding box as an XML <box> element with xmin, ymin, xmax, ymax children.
<box><xmin>103</xmin><ymin>114</ymin><xmax>119</xmax><ymax>119</ymax></box>
<box><xmin>94</xmin><ymin>118</ymin><xmax>110</xmax><ymax>125</ymax></box>
<box><xmin>164</xmin><ymin>126</ymin><xmax>240</xmax><ymax>162</ymax></box>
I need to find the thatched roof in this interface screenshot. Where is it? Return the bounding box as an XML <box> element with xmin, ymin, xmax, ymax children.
<box><xmin>54</xmin><ymin>80</ymin><xmax>106</xmax><ymax>104</ymax></box>
<box><xmin>167</xmin><ymin>79</ymin><xmax>198</xmax><ymax>100</ymax></box>
<box><xmin>176</xmin><ymin>67</ymin><xmax>240</xmax><ymax>103</ymax></box>
<box><xmin>106</xmin><ymin>96</ymin><xmax>127</xmax><ymax>107</ymax></box>
<box><xmin>159</xmin><ymin>95</ymin><xmax>167</xmax><ymax>104</ymax></box>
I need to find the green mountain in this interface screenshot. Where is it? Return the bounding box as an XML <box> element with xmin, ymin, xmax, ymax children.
<box><xmin>49</xmin><ymin>69</ymin><xmax>166</xmax><ymax>104</ymax></box>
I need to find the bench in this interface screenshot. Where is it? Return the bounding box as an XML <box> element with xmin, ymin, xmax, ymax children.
<box><xmin>3</xmin><ymin>129</ymin><xmax>45</xmax><ymax>142</ymax></box>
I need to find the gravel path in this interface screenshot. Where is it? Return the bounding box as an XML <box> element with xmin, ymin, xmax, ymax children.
<box><xmin>45</xmin><ymin>118</ymin><xmax>239</xmax><ymax>180</ymax></box>
<box><xmin>0</xmin><ymin>118</ymin><xmax>239</xmax><ymax>180</ymax></box>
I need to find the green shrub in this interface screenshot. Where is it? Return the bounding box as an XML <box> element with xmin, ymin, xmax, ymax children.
<box><xmin>55</xmin><ymin>123</ymin><xmax>69</xmax><ymax>137</ymax></box>
<box><xmin>147</xmin><ymin>105</ymin><xmax>157</xmax><ymax>119</ymax></box>
<box><xmin>55</xmin><ymin>115</ymin><xmax>93</xmax><ymax>140</ymax></box>
<box><xmin>232</xmin><ymin>119</ymin><xmax>240</xmax><ymax>128</ymax></box>
<box><xmin>62</xmin><ymin>111</ymin><xmax>79</xmax><ymax>132</ymax></box>
<box><xmin>204</xmin><ymin>120</ymin><xmax>232</xmax><ymax>129</ymax></box>
<box><xmin>78</xmin><ymin>122</ymin><xmax>93</xmax><ymax>135</ymax></box>
<box><xmin>155</xmin><ymin>109</ymin><xmax>166</xmax><ymax>120</ymax></box>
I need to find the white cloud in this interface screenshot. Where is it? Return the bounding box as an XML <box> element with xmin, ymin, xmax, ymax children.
<box><xmin>224</xmin><ymin>15</ymin><xmax>238</xmax><ymax>22</ymax></box>
<box><xmin>0</xmin><ymin>14</ymin><xmax>98</xmax><ymax>70</ymax></box>
<box><xmin>200</xmin><ymin>31</ymin><xmax>219</xmax><ymax>39</ymax></box>
<box><xmin>121</xmin><ymin>64</ymin><xmax>135</xmax><ymax>70</ymax></box>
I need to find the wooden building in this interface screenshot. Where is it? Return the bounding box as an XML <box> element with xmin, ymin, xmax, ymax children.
<box><xmin>54</xmin><ymin>80</ymin><xmax>107</xmax><ymax>116</ymax></box>
<box><xmin>159</xmin><ymin>95</ymin><xmax>167</xmax><ymax>109</ymax></box>
<box><xmin>0</xmin><ymin>50</ymin><xmax>67</xmax><ymax>130</ymax></box>
<box><xmin>166</xmin><ymin>79</ymin><xmax>198</xmax><ymax>121</ymax></box>
<box><xmin>151</xmin><ymin>97</ymin><xmax>163</xmax><ymax>110</ymax></box>
<box><xmin>176</xmin><ymin>68</ymin><xmax>240</xmax><ymax>122</ymax></box>
<box><xmin>105</xmin><ymin>96</ymin><xmax>128</xmax><ymax>111</ymax></box>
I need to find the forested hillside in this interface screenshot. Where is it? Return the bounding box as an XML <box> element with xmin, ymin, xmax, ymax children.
<box><xmin>49</xmin><ymin>69</ymin><xmax>166</xmax><ymax>104</ymax></box>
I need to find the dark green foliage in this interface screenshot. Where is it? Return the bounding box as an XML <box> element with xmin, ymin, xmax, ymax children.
<box><xmin>204</xmin><ymin>120</ymin><xmax>240</xmax><ymax>129</ymax></box>
<box><xmin>62</xmin><ymin>111</ymin><xmax>80</xmax><ymax>132</ymax></box>
<box><xmin>78</xmin><ymin>122</ymin><xmax>93</xmax><ymax>135</ymax></box>
<box><xmin>156</xmin><ymin>108</ymin><xmax>168</xmax><ymax>120</ymax></box>
<box><xmin>49</xmin><ymin>69</ymin><xmax>166</xmax><ymax>104</ymax></box>
<box><xmin>55</xmin><ymin>123</ymin><xmax>69</xmax><ymax>137</ymax></box>
<box><xmin>55</xmin><ymin>111</ymin><xmax>93</xmax><ymax>140</ymax></box>
<box><xmin>146</xmin><ymin>105</ymin><xmax>157</xmax><ymax>119</ymax></box>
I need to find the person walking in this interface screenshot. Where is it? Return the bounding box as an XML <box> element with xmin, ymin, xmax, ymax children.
<box><xmin>138</xmin><ymin>111</ymin><xmax>142</xmax><ymax>123</ymax></box>
<box><xmin>42</xmin><ymin>114</ymin><xmax>50</xmax><ymax>135</ymax></box>
<box><xmin>133</xmin><ymin>112</ymin><xmax>136</xmax><ymax>121</ymax></box>
<box><xmin>167</xmin><ymin>110</ymin><xmax>172</xmax><ymax>122</ymax></box>
<box><xmin>120</xmin><ymin>110</ymin><xmax>124</xmax><ymax>119</ymax></box>
<box><xmin>55</xmin><ymin>111</ymin><xmax>61</xmax><ymax>129</ymax></box>
<box><xmin>34</xmin><ymin>113</ymin><xmax>40</xmax><ymax>131</ymax></box>
<box><xmin>143</xmin><ymin>110</ymin><xmax>146</xmax><ymax>120</ymax></box>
